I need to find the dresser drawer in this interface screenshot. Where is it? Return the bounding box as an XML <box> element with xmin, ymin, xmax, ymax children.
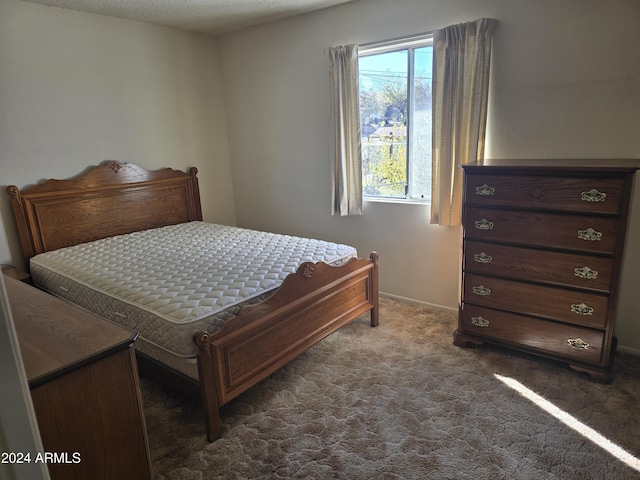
<box><xmin>463</xmin><ymin>273</ymin><xmax>609</xmax><ymax>328</ymax></box>
<box><xmin>465</xmin><ymin>174</ymin><xmax>624</xmax><ymax>214</ymax></box>
<box><xmin>463</xmin><ymin>240</ymin><xmax>614</xmax><ymax>292</ymax></box>
<box><xmin>464</xmin><ymin>207</ymin><xmax>619</xmax><ymax>254</ymax></box>
<box><xmin>459</xmin><ymin>304</ymin><xmax>604</xmax><ymax>363</ymax></box>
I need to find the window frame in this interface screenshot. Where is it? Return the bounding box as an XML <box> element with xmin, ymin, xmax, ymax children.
<box><xmin>358</xmin><ymin>33</ymin><xmax>434</xmax><ymax>204</ymax></box>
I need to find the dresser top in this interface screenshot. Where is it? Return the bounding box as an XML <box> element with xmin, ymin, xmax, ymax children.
<box><xmin>463</xmin><ymin>159</ymin><xmax>640</xmax><ymax>174</ymax></box>
<box><xmin>5</xmin><ymin>274</ymin><xmax>137</xmax><ymax>387</ymax></box>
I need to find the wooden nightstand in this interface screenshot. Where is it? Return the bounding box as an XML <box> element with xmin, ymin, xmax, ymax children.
<box><xmin>4</xmin><ymin>273</ymin><xmax>154</xmax><ymax>479</ymax></box>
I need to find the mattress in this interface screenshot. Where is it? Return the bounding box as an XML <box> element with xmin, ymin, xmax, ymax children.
<box><xmin>30</xmin><ymin>222</ymin><xmax>358</xmax><ymax>364</ymax></box>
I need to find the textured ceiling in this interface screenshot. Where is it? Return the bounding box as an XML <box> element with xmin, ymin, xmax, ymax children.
<box><xmin>21</xmin><ymin>0</ymin><xmax>356</xmax><ymax>35</ymax></box>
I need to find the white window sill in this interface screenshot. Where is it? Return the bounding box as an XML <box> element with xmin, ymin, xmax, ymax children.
<box><xmin>364</xmin><ymin>197</ymin><xmax>430</xmax><ymax>206</ymax></box>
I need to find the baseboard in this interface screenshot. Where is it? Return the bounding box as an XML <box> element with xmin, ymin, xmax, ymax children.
<box><xmin>380</xmin><ymin>291</ymin><xmax>457</xmax><ymax>314</ymax></box>
<box><xmin>616</xmin><ymin>344</ymin><xmax>640</xmax><ymax>357</ymax></box>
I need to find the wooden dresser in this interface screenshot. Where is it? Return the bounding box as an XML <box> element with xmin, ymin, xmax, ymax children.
<box><xmin>4</xmin><ymin>271</ymin><xmax>154</xmax><ymax>479</ymax></box>
<box><xmin>454</xmin><ymin>160</ymin><xmax>639</xmax><ymax>382</ymax></box>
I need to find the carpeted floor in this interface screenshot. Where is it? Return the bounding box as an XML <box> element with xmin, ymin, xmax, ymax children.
<box><xmin>141</xmin><ymin>296</ymin><xmax>640</xmax><ymax>479</ymax></box>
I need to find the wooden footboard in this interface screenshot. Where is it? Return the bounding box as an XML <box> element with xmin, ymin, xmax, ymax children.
<box><xmin>193</xmin><ymin>252</ymin><xmax>379</xmax><ymax>441</ymax></box>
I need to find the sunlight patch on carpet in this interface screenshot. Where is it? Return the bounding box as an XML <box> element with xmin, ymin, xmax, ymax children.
<box><xmin>494</xmin><ymin>374</ymin><xmax>640</xmax><ymax>473</ymax></box>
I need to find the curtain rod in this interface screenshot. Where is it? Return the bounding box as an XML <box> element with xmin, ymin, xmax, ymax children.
<box><xmin>359</xmin><ymin>31</ymin><xmax>434</xmax><ymax>50</ymax></box>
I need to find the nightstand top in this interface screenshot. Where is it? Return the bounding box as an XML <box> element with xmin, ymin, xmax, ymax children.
<box><xmin>5</xmin><ymin>274</ymin><xmax>137</xmax><ymax>387</ymax></box>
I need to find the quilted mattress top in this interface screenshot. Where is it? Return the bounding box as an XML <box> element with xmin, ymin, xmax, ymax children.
<box><xmin>30</xmin><ymin>222</ymin><xmax>357</xmax><ymax>325</ymax></box>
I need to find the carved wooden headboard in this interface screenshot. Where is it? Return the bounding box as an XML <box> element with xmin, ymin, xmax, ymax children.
<box><xmin>7</xmin><ymin>161</ymin><xmax>203</xmax><ymax>265</ymax></box>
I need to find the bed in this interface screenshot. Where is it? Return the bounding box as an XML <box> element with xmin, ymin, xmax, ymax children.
<box><xmin>7</xmin><ymin>161</ymin><xmax>379</xmax><ymax>441</ymax></box>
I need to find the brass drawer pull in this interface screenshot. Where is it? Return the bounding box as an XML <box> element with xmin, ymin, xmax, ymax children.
<box><xmin>472</xmin><ymin>285</ymin><xmax>491</xmax><ymax>296</ymax></box>
<box><xmin>473</xmin><ymin>252</ymin><xmax>493</xmax><ymax>264</ymax></box>
<box><xmin>475</xmin><ymin>184</ymin><xmax>495</xmax><ymax>196</ymax></box>
<box><xmin>471</xmin><ymin>316</ymin><xmax>490</xmax><ymax>327</ymax></box>
<box><xmin>581</xmin><ymin>189</ymin><xmax>607</xmax><ymax>203</ymax></box>
<box><xmin>567</xmin><ymin>338</ymin><xmax>590</xmax><ymax>350</ymax></box>
<box><xmin>474</xmin><ymin>219</ymin><xmax>494</xmax><ymax>230</ymax></box>
<box><xmin>570</xmin><ymin>302</ymin><xmax>594</xmax><ymax>315</ymax></box>
<box><xmin>577</xmin><ymin>227</ymin><xmax>602</xmax><ymax>242</ymax></box>
<box><xmin>574</xmin><ymin>266</ymin><xmax>598</xmax><ymax>280</ymax></box>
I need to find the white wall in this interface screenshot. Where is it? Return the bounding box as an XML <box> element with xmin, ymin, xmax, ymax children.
<box><xmin>219</xmin><ymin>0</ymin><xmax>640</xmax><ymax>351</ymax></box>
<box><xmin>0</xmin><ymin>0</ymin><xmax>236</xmax><ymax>271</ymax></box>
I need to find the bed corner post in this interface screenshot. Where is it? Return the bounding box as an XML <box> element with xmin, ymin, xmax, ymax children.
<box><xmin>188</xmin><ymin>167</ymin><xmax>204</xmax><ymax>221</ymax></box>
<box><xmin>6</xmin><ymin>185</ymin><xmax>36</xmax><ymax>266</ymax></box>
<box><xmin>193</xmin><ymin>331</ymin><xmax>222</xmax><ymax>442</ymax></box>
<box><xmin>369</xmin><ymin>252</ymin><xmax>379</xmax><ymax>327</ymax></box>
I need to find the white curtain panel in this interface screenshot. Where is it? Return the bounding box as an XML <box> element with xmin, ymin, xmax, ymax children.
<box><xmin>431</xmin><ymin>18</ymin><xmax>498</xmax><ymax>226</ymax></box>
<box><xmin>328</xmin><ymin>44</ymin><xmax>363</xmax><ymax>216</ymax></box>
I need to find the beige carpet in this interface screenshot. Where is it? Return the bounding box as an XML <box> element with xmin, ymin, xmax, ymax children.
<box><xmin>142</xmin><ymin>297</ymin><xmax>640</xmax><ymax>479</ymax></box>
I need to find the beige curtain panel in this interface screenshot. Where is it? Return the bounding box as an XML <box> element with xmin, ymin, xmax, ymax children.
<box><xmin>431</xmin><ymin>18</ymin><xmax>498</xmax><ymax>226</ymax></box>
<box><xmin>328</xmin><ymin>44</ymin><xmax>363</xmax><ymax>216</ymax></box>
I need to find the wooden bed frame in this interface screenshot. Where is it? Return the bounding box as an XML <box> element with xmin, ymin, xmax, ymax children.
<box><xmin>7</xmin><ymin>161</ymin><xmax>379</xmax><ymax>442</ymax></box>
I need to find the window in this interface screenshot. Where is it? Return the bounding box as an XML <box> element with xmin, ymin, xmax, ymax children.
<box><xmin>359</xmin><ymin>35</ymin><xmax>433</xmax><ymax>202</ymax></box>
